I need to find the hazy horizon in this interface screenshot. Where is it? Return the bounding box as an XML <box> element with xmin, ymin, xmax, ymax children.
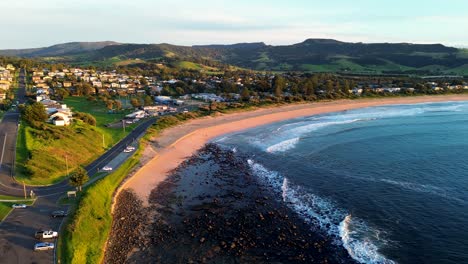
<box><xmin>0</xmin><ymin>39</ymin><xmax>466</xmax><ymax>51</ymax></box>
<box><xmin>1</xmin><ymin>0</ymin><xmax>467</xmax><ymax>49</ymax></box>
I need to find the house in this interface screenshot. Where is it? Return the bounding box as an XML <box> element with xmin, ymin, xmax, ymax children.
<box><xmin>0</xmin><ymin>92</ymin><xmax>6</xmax><ymax>101</ymax></box>
<box><xmin>92</xmin><ymin>81</ymin><xmax>102</xmax><ymax>88</ymax></box>
<box><xmin>63</xmin><ymin>81</ymin><xmax>73</xmax><ymax>88</ymax></box>
<box><xmin>0</xmin><ymin>81</ymin><xmax>10</xmax><ymax>90</ymax></box>
<box><xmin>155</xmin><ymin>96</ymin><xmax>172</xmax><ymax>104</ymax></box>
<box><xmin>6</xmin><ymin>64</ymin><xmax>15</xmax><ymax>71</ymax></box>
<box><xmin>49</xmin><ymin>111</ymin><xmax>71</xmax><ymax>126</ymax></box>
<box><xmin>125</xmin><ymin>110</ymin><xmax>145</xmax><ymax>119</ymax></box>
<box><xmin>32</xmin><ymin>76</ymin><xmax>42</xmax><ymax>83</ymax></box>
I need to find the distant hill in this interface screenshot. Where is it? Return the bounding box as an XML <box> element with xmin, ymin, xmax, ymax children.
<box><xmin>0</xmin><ymin>41</ymin><xmax>120</xmax><ymax>57</ymax></box>
<box><xmin>2</xmin><ymin>39</ymin><xmax>468</xmax><ymax>75</ymax></box>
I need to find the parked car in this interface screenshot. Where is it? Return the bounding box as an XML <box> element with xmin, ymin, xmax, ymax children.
<box><xmin>35</xmin><ymin>230</ymin><xmax>59</xmax><ymax>240</ymax></box>
<box><xmin>123</xmin><ymin>148</ymin><xmax>132</xmax><ymax>153</ymax></box>
<box><xmin>126</xmin><ymin>146</ymin><xmax>135</xmax><ymax>151</ymax></box>
<box><xmin>102</xmin><ymin>166</ymin><xmax>113</xmax><ymax>171</ymax></box>
<box><xmin>51</xmin><ymin>210</ymin><xmax>68</xmax><ymax>218</ymax></box>
<box><xmin>12</xmin><ymin>204</ymin><xmax>27</xmax><ymax>209</ymax></box>
<box><xmin>34</xmin><ymin>242</ymin><xmax>54</xmax><ymax>251</ymax></box>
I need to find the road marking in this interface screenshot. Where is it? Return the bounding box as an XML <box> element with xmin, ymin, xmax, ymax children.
<box><xmin>0</xmin><ymin>134</ymin><xmax>6</xmax><ymax>167</ymax></box>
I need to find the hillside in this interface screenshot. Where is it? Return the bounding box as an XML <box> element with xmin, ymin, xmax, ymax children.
<box><xmin>3</xmin><ymin>39</ymin><xmax>468</xmax><ymax>75</ymax></box>
<box><xmin>0</xmin><ymin>41</ymin><xmax>120</xmax><ymax>57</ymax></box>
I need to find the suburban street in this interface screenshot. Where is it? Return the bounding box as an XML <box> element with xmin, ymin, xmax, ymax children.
<box><xmin>0</xmin><ymin>70</ymin><xmax>156</xmax><ymax>263</ymax></box>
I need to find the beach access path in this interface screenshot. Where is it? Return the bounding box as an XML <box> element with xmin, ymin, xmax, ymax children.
<box><xmin>120</xmin><ymin>95</ymin><xmax>468</xmax><ymax>205</ymax></box>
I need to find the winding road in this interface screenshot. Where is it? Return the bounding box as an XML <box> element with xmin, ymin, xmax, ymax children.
<box><xmin>0</xmin><ymin>70</ymin><xmax>156</xmax><ymax>263</ymax></box>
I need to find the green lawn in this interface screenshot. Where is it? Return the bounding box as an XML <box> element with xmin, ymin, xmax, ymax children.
<box><xmin>58</xmin><ymin>148</ymin><xmax>141</xmax><ymax>264</ymax></box>
<box><xmin>0</xmin><ymin>199</ymin><xmax>35</xmax><ymax>221</ymax></box>
<box><xmin>63</xmin><ymin>96</ymin><xmax>138</xmax><ymax>146</ymax></box>
<box><xmin>63</xmin><ymin>96</ymin><xmax>131</xmax><ymax>126</ymax></box>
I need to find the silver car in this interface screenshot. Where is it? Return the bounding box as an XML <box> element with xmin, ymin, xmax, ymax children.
<box><xmin>12</xmin><ymin>204</ymin><xmax>27</xmax><ymax>209</ymax></box>
<box><xmin>34</xmin><ymin>242</ymin><xmax>54</xmax><ymax>251</ymax></box>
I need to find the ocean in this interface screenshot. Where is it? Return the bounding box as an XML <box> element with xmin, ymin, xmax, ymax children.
<box><xmin>214</xmin><ymin>101</ymin><xmax>468</xmax><ymax>264</ymax></box>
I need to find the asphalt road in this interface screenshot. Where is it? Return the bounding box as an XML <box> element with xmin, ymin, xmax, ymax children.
<box><xmin>0</xmin><ymin>70</ymin><xmax>156</xmax><ymax>264</ymax></box>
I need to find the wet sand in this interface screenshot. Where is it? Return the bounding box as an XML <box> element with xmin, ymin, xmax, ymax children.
<box><xmin>120</xmin><ymin>95</ymin><xmax>468</xmax><ymax>204</ymax></box>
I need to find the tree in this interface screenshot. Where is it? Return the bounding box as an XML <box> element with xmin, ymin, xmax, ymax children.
<box><xmin>106</xmin><ymin>100</ymin><xmax>114</xmax><ymax>110</ymax></box>
<box><xmin>23</xmin><ymin>102</ymin><xmax>48</xmax><ymax>125</ymax></box>
<box><xmin>115</xmin><ymin>100</ymin><xmax>122</xmax><ymax>110</ymax></box>
<box><xmin>272</xmin><ymin>75</ymin><xmax>286</xmax><ymax>97</ymax></box>
<box><xmin>144</xmin><ymin>95</ymin><xmax>153</xmax><ymax>106</ymax></box>
<box><xmin>140</xmin><ymin>77</ymin><xmax>148</xmax><ymax>86</ymax></box>
<box><xmin>55</xmin><ymin>88</ymin><xmax>69</xmax><ymax>100</ymax></box>
<box><xmin>76</xmin><ymin>83</ymin><xmax>94</xmax><ymax>96</ymax></box>
<box><xmin>130</xmin><ymin>98</ymin><xmax>141</xmax><ymax>108</ymax></box>
<box><xmin>240</xmin><ymin>87</ymin><xmax>250</xmax><ymax>102</ymax></box>
<box><xmin>69</xmin><ymin>166</ymin><xmax>89</xmax><ymax>191</ymax></box>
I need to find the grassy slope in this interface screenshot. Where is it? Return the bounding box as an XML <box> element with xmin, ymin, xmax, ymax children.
<box><xmin>15</xmin><ymin>122</ymin><xmax>107</xmax><ymax>185</ymax></box>
<box><xmin>16</xmin><ymin>97</ymin><xmax>135</xmax><ymax>185</ymax></box>
<box><xmin>58</xmin><ymin>148</ymin><xmax>141</xmax><ymax>264</ymax></box>
<box><xmin>176</xmin><ymin>61</ymin><xmax>219</xmax><ymax>72</ymax></box>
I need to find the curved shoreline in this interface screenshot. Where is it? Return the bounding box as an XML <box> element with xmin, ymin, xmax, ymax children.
<box><xmin>117</xmin><ymin>95</ymin><xmax>468</xmax><ymax>205</ymax></box>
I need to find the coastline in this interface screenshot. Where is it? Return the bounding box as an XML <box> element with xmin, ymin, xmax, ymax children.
<box><xmin>119</xmin><ymin>94</ymin><xmax>468</xmax><ymax>204</ymax></box>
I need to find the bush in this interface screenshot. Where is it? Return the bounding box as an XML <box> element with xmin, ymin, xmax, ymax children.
<box><xmin>74</xmin><ymin>112</ymin><xmax>97</xmax><ymax>126</ymax></box>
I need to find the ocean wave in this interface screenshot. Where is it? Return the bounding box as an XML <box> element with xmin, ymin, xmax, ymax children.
<box><xmin>379</xmin><ymin>179</ymin><xmax>465</xmax><ymax>204</ymax></box>
<box><xmin>247</xmin><ymin>159</ymin><xmax>395</xmax><ymax>264</ymax></box>
<box><xmin>288</xmin><ymin>119</ymin><xmax>363</xmax><ymax>136</ymax></box>
<box><xmin>340</xmin><ymin>215</ymin><xmax>395</xmax><ymax>264</ymax></box>
<box><xmin>266</xmin><ymin>137</ymin><xmax>300</xmax><ymax>153</ymax></box>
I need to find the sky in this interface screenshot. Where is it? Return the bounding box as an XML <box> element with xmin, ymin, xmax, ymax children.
<box><xmin>1</xmin><ymin>0</ymin><xmax>467</xmax><ymax>49</ymax></box>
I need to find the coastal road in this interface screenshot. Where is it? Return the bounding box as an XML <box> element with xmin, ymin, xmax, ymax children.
<box><xmin>0</xmin><ymin>117</ymin><xmax>155</xmax><ymax>264</ymax></box>
<box><xmin>0</xmin><ymin>70</ymin><xmax>157</xmax><ymax>264</ymax></box>
<box><xmin>0</xmin><ymin>70</ymin><xmax>25</xmax><ymax>196</ymax></box>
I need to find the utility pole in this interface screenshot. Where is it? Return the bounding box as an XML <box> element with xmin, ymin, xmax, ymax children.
<box><xmin>122</xmin><ymin>120</ymin><xmax>126</xmax><ymax>133</ymax></box>
<box><xmin>23</xmin><ymin>181</ymin><xmax>26</xmax><ymax>199</ymax></box>
<box><xmin>65</xmin><ymin>155</ymin><xmax>69</xmax><ymax>176</ymax></box>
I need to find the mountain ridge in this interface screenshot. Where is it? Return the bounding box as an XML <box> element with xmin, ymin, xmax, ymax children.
<box><xmin>1</xmin><ymin>39</ymin><xmax>467</xmax><ymax>75</ymax></box>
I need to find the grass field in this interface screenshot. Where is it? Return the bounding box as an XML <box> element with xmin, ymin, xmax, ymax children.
<box><xmin>58</xmin><ymin>148</ymin><xmax>141</xmax><ymax>264</ymax></box>
<box><xmin>176</xmin><ymin>61</ymin><xmax>219</xmax><ymax>72</ymax></box>
<box><xmin>63</xmin><ymin>96</ymin><xmax>138</xmax><ymax>146</ymax></box>
<box><xmin>0</xmin><ymin>199</ymin><xmax>35</xmax><ymax>221</ymax></box>
<box><xmin>15</xmin><ymin>121</ymin><xmax>113</xmax><ymax>185</ymax></box>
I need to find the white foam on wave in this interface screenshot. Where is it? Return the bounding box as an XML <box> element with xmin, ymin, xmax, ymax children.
<box><xmin>247</xmin><ymin>159</ymin><xmax>395</xmax><ymax>264</ymax></box>
<box><xmin>266</xmin><ymin>137</ymin><xmax>300</xmax><ymax>153</ymax></box>
<box><xmin>340</xmin><ymin>215</ymin><xmax>395</xmax><ymax>264</ymax></box>
<box><xmin>288</xmin><ymin>119</ymin><xmax>363</xmax><ymax>135</ymax></box>
<box><xmin>265</xmin><ymin>119</ymin><xmax>364</xmax><ymax>154</ymax></box>
<box><xmin>281</xmin><ymin>177</ymin><xmax>289</xmax><ymax>202</ymax></box>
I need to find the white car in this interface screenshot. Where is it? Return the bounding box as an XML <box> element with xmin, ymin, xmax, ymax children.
<box><xmin>123</xmin><ymin>148</ymin><xmax>132</xmax><ymax>153</ymax></box>
<box><xmin>126</xmin><ymin>146</ymin><xmax>136</xmax><ymax>151</ymax></box>
<box><xmin>35</xmin><ymin>230</ymin><xmax>59</xmax><ymax>239</ymax></box>
<box><xmin>34</xmin><ymin>242</ymin><xmax>54</xmax><ymax>251</ymax></box>
<box><xmin>102</xmin><ymin>166</ymin><xmax>113</xmax><ymax>171</ymax></box>
<box><xmin>12</xmin><ymin>204</ymin><xmax>27</xmax><ymax>209</ymax></box>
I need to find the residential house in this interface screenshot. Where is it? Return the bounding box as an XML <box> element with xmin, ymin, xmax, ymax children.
<box><xmin>49</xmin><ymin>111</ymin><xmax>71</xmax><ymax>126</ymax></box>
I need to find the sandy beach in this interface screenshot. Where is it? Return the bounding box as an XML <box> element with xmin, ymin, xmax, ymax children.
<box><xmin>120</xmin><ymin>94</ymin><xmax>468</xmax><ymax>204</ymax></box>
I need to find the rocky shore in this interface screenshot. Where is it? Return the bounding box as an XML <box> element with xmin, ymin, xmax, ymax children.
<box><xmin>105</xmin><ymin>144</ymin><xmax>356</xmax><ymax>263</ymax></box>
